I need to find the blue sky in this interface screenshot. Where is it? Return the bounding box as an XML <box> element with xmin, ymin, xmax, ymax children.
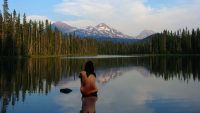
<box><xmin>1</xmin><ymin>0</ymin><xmax>200</xmax><ymax>35</ymax></box>
<box><xmin>145</xmin><ymin>0</ymin><xmax>194</xmax><ymax>8</ymax></box>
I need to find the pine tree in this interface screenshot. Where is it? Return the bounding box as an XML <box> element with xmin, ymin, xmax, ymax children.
<box><xmin>3</xmin><ymin>0</ymin><xmax>10</xmax><ymax>23</ymax></box>
<box><xmin>15</xmin><ymin>13</ymin><xmax>21</xmax><ymax>56</ymax></box>
<box><xmin>197</xmin><ymin>28</ymin><xmax>200</xmax><ymax>53</ymax></box>
<box><xmin>27</xmin><ymin>20</ymin><xmax>33</xmax><ymax>56</ymax></box>
<box><xmin>161</xmin><ymin>30</ymin><xmax>167</xmax><ymax>54</ymax></box>
<box><xmin>22</xmin><ymin>13</ymin><xmax>28</xmax><ymax>56</ymax></box>
<box><xmin>0</xmin><ymin>11</ymin><xmax>3</xmax><ymax>55</ymax></box>
<box><xmin>191</xmin><ymin>29</ymin><xmax>196</xmax><ymax>53</ymax></box>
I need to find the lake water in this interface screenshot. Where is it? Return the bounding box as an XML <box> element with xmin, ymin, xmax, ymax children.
<box><xmin>0</xmin><ymin>55</ymin><xmax>200</xmax><ymax>113</ymax></box>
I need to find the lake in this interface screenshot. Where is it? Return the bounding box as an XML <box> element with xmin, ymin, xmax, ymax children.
<box><xmin>0</xmin><ymin>55</ymin><xmax>200</xmax><ymax>113</ymax></box>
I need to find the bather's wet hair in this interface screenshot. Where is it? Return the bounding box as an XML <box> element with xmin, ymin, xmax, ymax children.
<box><xmin>84</xmin><ymin>61</ymin><xmax>96</xmax><ymax>77</ymax></box>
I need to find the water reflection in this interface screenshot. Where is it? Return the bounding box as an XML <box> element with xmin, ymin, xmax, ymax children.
<box><xmin>80</xmin><ymin>96</ymin><xmax>98</xmax><ymax>113</ymax></box>
<box><xmin>148</xmin><ymin>56</ymin><xmax>200</xmax><ymax>81</ymax></box>
<box><xmin>0</xmin><ymin>56</ymin><xmax>200</xmax><ymax>113</ymax></box>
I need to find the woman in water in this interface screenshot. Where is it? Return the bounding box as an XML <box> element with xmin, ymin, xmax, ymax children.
<box><xmin>79</xmin><ymin>61</ymin><xmax>98</xmax><ymax>97</ymax></box>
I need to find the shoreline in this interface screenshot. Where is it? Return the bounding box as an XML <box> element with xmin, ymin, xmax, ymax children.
<box><xmin>0</xmin><ymin>54</ymin><xmax>200</xmax><ymax>59</ymax></box>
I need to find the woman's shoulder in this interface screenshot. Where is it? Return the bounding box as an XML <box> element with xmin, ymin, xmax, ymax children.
<box><xmin>88</xmin><ymin>73</ymin><xmax>96</xmax><ymax>79</ymax></box>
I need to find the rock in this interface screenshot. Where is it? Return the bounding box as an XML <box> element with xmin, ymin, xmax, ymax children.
<box><xmin>60</xmin><ymin>88</ymin><xmax>72</xmax><ymax>94</ymax></box>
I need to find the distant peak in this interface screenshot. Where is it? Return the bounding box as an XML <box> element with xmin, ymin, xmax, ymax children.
<box><xmin>96</xmin><ymin>23</ymin><xmax>110</xmax><ymax>28</ymax></box>
<box><xmin>53</xmin><ymin>21</ymin><xmax>76</xmax><ymax>28</ymax></box>
<box><xmin>140</xmin><ymin>30</ymin><xmax>155</xmax><ymax>34</ymax></box>
<box><xmin>52</xmin><ymin>21</ymin><xmax>77</xmax><ymax>33</ymax></box>
<box><xmin>136</xmin><ymin>30</ymin><xmax>155</xmax><ymax>39</ymax></box>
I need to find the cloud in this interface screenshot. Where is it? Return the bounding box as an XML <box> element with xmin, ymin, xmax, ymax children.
<box><xmin>27</xmin><ymin>15</ymin><xmax>54</xmax><ymax>23</ymax></box>
<box><xmin>54</xmin><ymin>0</ymin><xmax>115</xmax><ymax>20</ymax></box>
<box><xmin>54</xmin><ymin>0</ymin><xmax>200</xmax><ymax>35</ymax></box>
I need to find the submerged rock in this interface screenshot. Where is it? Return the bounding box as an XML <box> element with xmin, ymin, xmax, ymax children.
<box><xmin>60</xmin><ymin>88</ymin><xmax>72</xmax><ymax>94</ymax></box>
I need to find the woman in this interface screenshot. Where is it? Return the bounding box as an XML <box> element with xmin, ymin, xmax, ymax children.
<box><xmin>79</xmin><ymin>61</ymin><xmax>98</xmax><ymax>97</ymax></box>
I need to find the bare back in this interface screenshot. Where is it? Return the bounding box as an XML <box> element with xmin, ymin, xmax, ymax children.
<box><xmin>80</xmin><ymin>71</ymin><xmax>98</xmax><ymax>96</ymax></box>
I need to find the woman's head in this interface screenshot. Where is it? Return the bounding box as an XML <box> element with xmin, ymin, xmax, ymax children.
<box><xmin>84</xmin><ymin>61</ymin><xmax>96</xmax><ymax>77</ymax></box>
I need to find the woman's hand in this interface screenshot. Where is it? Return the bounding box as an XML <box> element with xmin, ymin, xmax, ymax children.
<box><xmin>80</xmin><ymin>71</ymin><xmax>87</xmax><ymax>86</ymax></box>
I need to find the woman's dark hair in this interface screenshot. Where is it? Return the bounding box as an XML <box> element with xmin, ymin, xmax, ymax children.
<box><xmin>84</xmin><ymin>61</ymin><xmax>96</xmax><ymax>77</ymax></box>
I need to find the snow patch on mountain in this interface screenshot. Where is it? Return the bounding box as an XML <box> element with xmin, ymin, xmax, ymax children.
<box><xmin>75</xmin><ymin>23</ymin><xmax>134</xmax><ymax>39</ymax></box>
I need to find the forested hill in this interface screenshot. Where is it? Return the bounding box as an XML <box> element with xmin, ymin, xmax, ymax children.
<box><xmin>140</xmin><ymin>29</ymin><xmax>200</xmax><ymax>54</ymax></box>
<box><xmin>0</xmin><ymin>0</ymin><xmax>200</xmax><ymax>57</ymax></box>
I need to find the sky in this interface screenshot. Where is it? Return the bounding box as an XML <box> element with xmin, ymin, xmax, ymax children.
<box><xmin>1</xmin><ymin>0</ymin><xmax>200</xmax><ymax>36</ymax></box>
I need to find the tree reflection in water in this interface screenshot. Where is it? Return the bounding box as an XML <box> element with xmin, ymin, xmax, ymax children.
<box><xmin>0</xmin><ymin>56</ymin><xmax>200</xmax><ymax>113</ymax></box>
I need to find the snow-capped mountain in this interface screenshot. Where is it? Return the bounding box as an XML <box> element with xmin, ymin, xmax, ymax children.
<box><xmin>51</xmin><ymin>21</ymin><xmax>154</xmax><ymax>42</ymax></box>
<box><xmin>136</xmin><ymin>30</ymin><xmax>155</xmax><ymax>39</ymax></box>
<box><xmin>74</xmin><ymin>23</ymin><xmax>133</xmax><ymax>39</ymax></box>
<box><xmin>73</xmin><ymin>26</ymin><xmax>104</xmax><ymax>38</ymax></box>
<box><xmin>52</xmin><ymin>21</ymin><xmax>77</xmax><ymax>33</ymax></box>
<box><xmin>96</xmin><ymin>23</ymin><xmax>133</xmax><ymax>38</ymax></box>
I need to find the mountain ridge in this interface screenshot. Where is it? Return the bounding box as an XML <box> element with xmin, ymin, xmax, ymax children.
<box><xmin>52</xmin><ymin>21</ymin><xmax>77</xmax><ymax>33</ymax></box>
<box><xmin>74</xmin><ymin>23</ymin><xmax>134</xmax><ymax>39</ymax></box>
<box><xmin>52</xmin><ymin>21</ymin><xmax>155</xmax><ymax>40</ymax></box>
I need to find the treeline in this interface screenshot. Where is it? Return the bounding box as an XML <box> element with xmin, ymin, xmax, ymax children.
<box><xmin>98</xmin><ymin>28</ymin><xmax>200</xmax><ymax>54</ymax></box>
<box><xmin>0</xmin><ymin>0</ymin><xmax>97</xmax><ymax>57</ymax></box>
<box><xmin>144</xmin><ymin>28</ymin><xmax>200</xmax><ymax>54</ymax></box>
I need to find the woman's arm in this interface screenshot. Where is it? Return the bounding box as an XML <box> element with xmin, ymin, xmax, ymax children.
<box><xmin>80</xmin><ymin>71</ymin><xmax>87</xmax><ymax>86</ymax></box>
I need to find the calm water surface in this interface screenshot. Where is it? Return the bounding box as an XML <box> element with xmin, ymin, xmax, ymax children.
<box><xmin>0</xmin><ymin>55</ymin><xmax>200</xmax><ymax>113</ymax></box>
